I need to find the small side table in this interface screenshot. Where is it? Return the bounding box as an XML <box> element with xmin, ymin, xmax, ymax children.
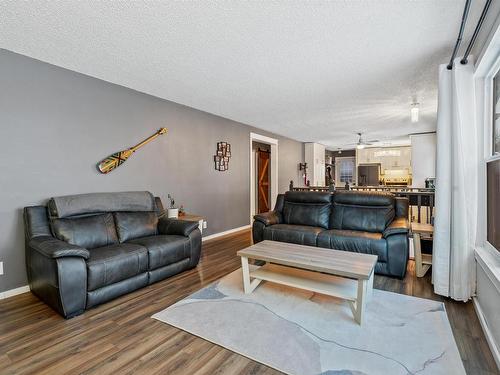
<box><xmin>177</xmin><ymin>213</ymin><xmax>205</xmax><ymax>234</ymax></box>
<box><xmin>411</xmin><ymin>223</ymin><xmax>434</xmax><ymax>278</ymax></box>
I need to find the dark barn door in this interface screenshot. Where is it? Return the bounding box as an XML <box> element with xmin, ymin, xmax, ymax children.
<box><xmin>257</xmin><ymin>149</ymin><xmax>270</xmax><ymax>213</ymax></box>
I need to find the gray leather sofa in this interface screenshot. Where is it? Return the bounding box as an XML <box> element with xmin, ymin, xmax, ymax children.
<box><xmin>24</xmin><ymin>191</ymin><xmax>201</xmax><ymax>318</ymax></box>
<box><xmin>253</xmin><ymin>191</ymin><xmax>410</xmax><ymax>278</ymax></box>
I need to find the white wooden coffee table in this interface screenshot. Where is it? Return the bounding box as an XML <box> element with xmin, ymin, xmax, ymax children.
<box><xmin>237</xmin><ymin>240</ymin><xmax>377</xmax><ymax>325</ymax></box>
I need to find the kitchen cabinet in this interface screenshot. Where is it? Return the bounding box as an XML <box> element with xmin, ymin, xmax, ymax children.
<box><xmin>357</xmin><ymin>146</ymin><xmax>411</xmax><ymax>172</ymax></box>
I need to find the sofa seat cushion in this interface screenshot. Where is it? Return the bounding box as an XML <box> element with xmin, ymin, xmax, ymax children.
<box><xmin>87</xmin><ymin>243</ymin><xmax>148</xmax><ymax>291</ymax></box>
<box><xmin>263</xmin><ymin>224</ymin><xmax>324</xmax><ymax>247</ymax></box>
<box><xmin>128</xmin><ymin>235</ymin><xmax>190</xmax><ymax>270</ymax></box>
<box><xmin>317</xmin><ymin>229</ymin><xmax>388</xmax><ymax>262</ymax></box>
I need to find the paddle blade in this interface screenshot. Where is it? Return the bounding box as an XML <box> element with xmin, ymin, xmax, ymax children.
<box><xmin>97</xmin><ymin>149</ymin><xmax>133</xmax><ymax>174</ymax></box>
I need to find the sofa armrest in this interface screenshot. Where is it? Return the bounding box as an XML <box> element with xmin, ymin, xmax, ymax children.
<box><xmin>187</xmin><ymin>229</ymin><xmax>202</xmax><ymax>268</ymax></box>
<box><xmin>29</xmin><ymin>236</ymin><xmax>90</xmax><ymax>259</ymax></box>
<box><xmin>383</xmin><ymin>218</ymin><xmax>410</xmax><ymax>238</ymax></box>
<box><xmin>26</xmin><ymin>236</ymin><xmax>88</xmax><ymax>318</ymax></box>
<box><xmin>254</xmin><ymin>211</ymin><xmax>281</xmax><ymax>226</ymax></box>
<box><xmin>158</xmin><ymin>217</ymin><xmax>199</xmax><ymax>236</ymax></box>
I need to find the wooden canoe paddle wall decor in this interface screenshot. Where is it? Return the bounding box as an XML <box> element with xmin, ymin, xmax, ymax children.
<box><xmin>97</xmin><ymin>128</ymin><xmax>168</xmax><ymax>174</ymax></box>
<box><xmin>214</xmin><ymin>142</ymin><xmax>231</xmax><ymax>171</ymax></box>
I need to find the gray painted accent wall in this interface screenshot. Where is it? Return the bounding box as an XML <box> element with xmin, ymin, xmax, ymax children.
<box><xmin>0</xmin><ymin>50</ymin><xmax>304</xmax><ymax>292</ymax></box>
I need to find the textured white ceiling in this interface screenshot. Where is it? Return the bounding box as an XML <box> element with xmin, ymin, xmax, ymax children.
<box><xmin>0</xmin><ymin>1</ymin><xmax>485</xmax><ymax>148</ymax></box>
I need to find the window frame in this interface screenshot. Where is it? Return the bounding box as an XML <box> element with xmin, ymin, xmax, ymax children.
<box><xmin>335</xmin><ymin>156</ymin><xmax>356</xmax><ymax>186</ymax></box>
<box><xmin>482</xmin><ymin>51</ymin><xmax>500</xmax><ymax>253</ymax></box>
<box><xmin>492</xmin><ymin>73</ymin><xmax>500</xmax><ymax>156</ymax></box>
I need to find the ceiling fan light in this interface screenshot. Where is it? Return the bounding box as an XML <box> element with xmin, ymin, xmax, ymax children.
<box><xmin>411</xmin><ymin>104</ymin><xmax>419</xmax><ymax>123</ymax></box>
<box><xmin>356</xmin><ymin>144</ymin><xmax>365</xmax><ymax>150</ymax></box>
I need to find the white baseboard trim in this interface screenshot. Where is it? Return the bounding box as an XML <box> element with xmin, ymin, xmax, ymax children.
<box><xmin>202</xmin><ymin>225</ymin><xmax>251</xmax><ymax>242</ymax></box>
<box><xmin>0</xmin><ymin>285</ymin><xmax>30</xmax><ymax>300</ymax></box>
<box><xmin>473</xmin><ymin>297</ymin><xmax>500</xmax><ymax>370</ymax></box>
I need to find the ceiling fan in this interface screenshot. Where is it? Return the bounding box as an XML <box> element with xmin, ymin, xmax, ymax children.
<box><xmin>344</xmin><ymin>132</ymin><xmax>379</xmax><ymax>149</ymax></box>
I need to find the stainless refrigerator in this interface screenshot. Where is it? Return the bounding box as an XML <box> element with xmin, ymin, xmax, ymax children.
<box><xmin>358</xmin><ymin>163</ymin><xmax>381</xmax><ymax>186</ymax></box>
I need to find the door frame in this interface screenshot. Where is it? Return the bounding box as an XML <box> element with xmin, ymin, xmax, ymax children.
<box><xmin>250</xmin><ymin>132</ymin><xmax>278</xmax><ymax>222</ymax></box>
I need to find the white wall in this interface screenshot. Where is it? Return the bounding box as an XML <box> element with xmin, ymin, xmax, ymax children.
<box><xmin>410</xmin><ymin>133</ymin><xmax>436</xmax><ymax>188</ymax></box>
<box><xmin>0</xmin><ymin>50</ymin><xmax>305</xmax><ymax>292</ymax></box>
<box><xmin>304</xmin><ymin>143</ymin><xmax>326</xmax><ymax>186</ymax></box>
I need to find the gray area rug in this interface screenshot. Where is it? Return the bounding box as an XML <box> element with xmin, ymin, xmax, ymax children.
<box><xmin>153</xmin><ymin>267</ymin><xmax>465</xmax><ymax>375</ymax></box>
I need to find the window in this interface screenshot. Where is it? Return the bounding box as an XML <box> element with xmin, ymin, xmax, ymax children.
<box><xmin>488</xmin><ymin>71</ymin><xmax>500</xmax><ymax>251</ymax></box>
<box><xmin>487</xmin><ymin>160</ymin><xmax>500</xmax><ymax>251</ymax></box>
<box><xmin>335</xmin><ymin>157</ymin><xmax>355</xmax><ymax>185</ymax></box>
<box><xmin>493</xmin><ymin>73</ymin><xmax>500</xmax><ymax>154</ymax></box>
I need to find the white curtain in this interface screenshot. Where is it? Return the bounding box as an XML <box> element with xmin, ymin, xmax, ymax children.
<box><xmin>433</xmin><ymin>58</ymin><xmax>477</xmax><ymax>301</ymax></box>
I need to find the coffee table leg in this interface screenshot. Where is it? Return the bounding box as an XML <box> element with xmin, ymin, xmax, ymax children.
<box><xmin>241</xmin><ymin>256</ymin><xmax>251</xmax><ymax>293</ymax></box>
<box><xmin>366</xmin><ymin>271</ymin><xmax>374</xmax><ymax>302</ymax></box>
<box><xmin>241</xmin><ymin>256</ymin><xmax>262</xmax><ymax>294</ymax></box>
<box><xmin>354</xmin><ymin>279</ymin><xmax>367</xmax><ymax>325</ymax></box>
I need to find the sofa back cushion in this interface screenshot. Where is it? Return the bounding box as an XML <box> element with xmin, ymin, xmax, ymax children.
<box><xmin>282</xmin><ymin>191</ymin><xmax>331</xmax><ymax>229</ymax></box>
<box><xmin>48</xmin><ymin>191</ymin><xmax>156</xmax><ymax>219</ymax></box>
<box><xmin>51</xmin><ymin>213</ymin><xmax>119</xmax><ymax>249</ymax></box>
<box><xmin>114</xmin><ymin>212</ymin><xmax>158</xmax><ymax>242</ymax></box>
<box><xmin>331</xmin><ymin>191</ymin><xmax>395</xmax><ymax>233</ymax></box>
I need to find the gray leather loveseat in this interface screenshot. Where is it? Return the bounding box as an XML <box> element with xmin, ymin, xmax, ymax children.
<box><xmin>253</xmin><ymin>190</ymin><xmax>410</xmax><ymax>278</ymax></box>
<box><xmin>24</xmin><ymin>191</ymin><xmax>201</xmax><ymax>318</ymax></box>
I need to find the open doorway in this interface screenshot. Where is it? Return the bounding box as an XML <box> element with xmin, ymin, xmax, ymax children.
<box><xmin>250</xmin><ymin>133</ymin><xmax>278</xmax><ymax>221</ymax></box>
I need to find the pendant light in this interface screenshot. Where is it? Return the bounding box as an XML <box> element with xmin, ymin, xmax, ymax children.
<box><xmin>411</xmin><ymin>103</ymin><xmax>420</xmax><ymax>123</ymax></box>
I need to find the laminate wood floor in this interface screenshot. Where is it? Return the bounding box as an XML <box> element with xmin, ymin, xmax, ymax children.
<box><xmin>0</xmin><ymin>229</ymin><xmax>498</xmax><ymax>375</ymax></box>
